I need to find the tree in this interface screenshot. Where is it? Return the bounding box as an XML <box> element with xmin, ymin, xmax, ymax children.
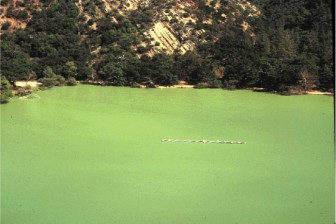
<box><xmin>42</xmin><ymin>66</ymin><xmax>57</xmax><ymax>78</ymax></box>
<box><xmin>175</xmin><ymin>52</ymin><xmax>214</xmax><ymax>84</ymax></box>
<box><xmin>137</xmin><ymin>54</ymin><xmax>175</xmax><ymax>85</ymax></box>
<box><xmin>1</xmin><ymin>41</ymin><xmax>33</xmax><ymax>81</ymax></box>
<box><xmin>63</xmin><ymin>61</ymin><xmax>78</xmax><ymax>78</ymax></box>
<box><xmin>98</xmin><ymin>62</ymin><xmax>127</xmax><ymax>86</ymax></box>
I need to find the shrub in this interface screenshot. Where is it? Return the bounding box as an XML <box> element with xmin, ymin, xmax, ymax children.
<box><xmin>55</xmin><ymin>75</ymin><xmax>65</xmax><ymax>86</ymax></box>
<box><xmin>170</xmin><ymin>18</ymin><xmax>178</xmax><ymax>23</ymax></box>
<box><xmin>130</xmin><ymin>82</ymin><xmax>141</xmax><ymax>88</ymax></box>
<box><xmin>0</xmin><ymin>77</ymin><xmax>13</xmax><ymax>104</ymax></box>
<box><xmin>5</xmin><ymin>6</ymin><xmax>14</xmax><ymax>17</ymax></box>
<box><xmin>195</xmin><ymin>82</ymin><xmax>209</xmax><ymax>89</ymax></box>
<box><xmin>39</xmin><ymin>77</ymin><xmax>59</xmax><ymax>87</ymax></box>
<box><xmin>17</xmin><ymin>10</ymin><xmax>30</xmax><ymax>21</ymax></box>
<box><xmin>1</xmin><ymin>21</ymin><xmax>11</xmax><ymax>30</ymax></box>
<box><xmin>16</xmin><ymin>1</ymin><xmax>25</xmax><ymax>7</ymax></box>
<box><xmin>137</xmin><ymin>46</ymin><xmax>148</xmax><ymax>54</ymax></box>
<box><xmin>66</xmin><ymin>77</ymin><xmax>77</xmax><ymax>86</ymax></box>
<box><xmin>1</xmin><ymin>93</ymin><xmax>11</xmax><ymax>103</ymax></box>
<box><xmin>223</xmin><ymin>80</ymin><xmax>238</xmax><ymax>90</ymax></box>
<box><xmin>87</xmin><ymin>19</ymin><xmax>94</xmax><ymax>26</ymax></box>
<box><xmin>208</xmin><ymin>79</ymin><xmax>222</xmax><ymax>88</ymax></box>
<box><xmin>39</xmin><ymin>75</ymin><xmax>65</xmax><ymax>87</ymax></box>
<box><xmin>16</xmin><ymin>87</ymin><xmax>32</xmax><ymax>96</ymax></box>
<box><xmin>0</xmin><ymin>0</ymin><xmax>8</xmax><ymax>6</ymax></box>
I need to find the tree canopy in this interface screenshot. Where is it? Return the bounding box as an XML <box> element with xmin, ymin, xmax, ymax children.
<box><xmin>1</xmin><ymin>0</ymin><xmax>333</xmax><ymax>92</ymax></box>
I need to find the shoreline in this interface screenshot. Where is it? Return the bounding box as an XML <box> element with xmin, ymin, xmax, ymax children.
<box><xmin>305</xmin><ymin>91</ymin><xmax>334</xmax><ymax>96</ymax></box>
<box><xmin>249</xmin><ymin>87</ymin><xmax>333</xmax><ymax>96</ymax></box>
<box><xmin>11</xmin><ymin>80</ymin><xmax>334</xmax><ymax>96</ymax></box>
<box><xmin>80</xmin><ymin>80</ymin><xmax>195</xmax><ymax>89</ymax></box>
<box><xmin>156</xmin><ymin>84</ymin><xmax>195</xmax><ymax>89</ymax></box>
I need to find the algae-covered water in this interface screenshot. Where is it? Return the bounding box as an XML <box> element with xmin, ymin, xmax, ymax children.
<box><xmin>1</xmin><ymin>85</ymin><xmax>334</xmax><ymax>224</ymax></box>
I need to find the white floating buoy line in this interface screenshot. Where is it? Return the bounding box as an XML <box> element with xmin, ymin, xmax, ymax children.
<box><xmin>161</xmin><ymin>139</ymin><xmax>245</xmax><ymax>144</ymax></box>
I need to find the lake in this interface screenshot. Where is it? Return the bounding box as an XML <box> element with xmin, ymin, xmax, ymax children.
<box><xmin>1</xmin><ymin>85</ymin><xmax>334</xmax><ymax>224</ymax></box>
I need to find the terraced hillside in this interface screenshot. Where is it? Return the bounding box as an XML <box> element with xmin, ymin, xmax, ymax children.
<box><xmin>1</xmin><ymin>0</ymin><xmax>259</xmax><ymax>54</ymax></box>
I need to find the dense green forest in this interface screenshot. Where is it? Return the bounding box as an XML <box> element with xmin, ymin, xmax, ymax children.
<box><xmin>0</xmin><ymin>0</ymin><xmax>334</xmax><ymax>102</ymax></box>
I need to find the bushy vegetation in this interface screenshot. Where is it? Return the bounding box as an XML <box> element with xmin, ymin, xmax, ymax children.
<box><xmin>0</xmin><ymin>0</ymin><xmax>333</xmax><ymax>93</ymax></box>
<box><xmin>0</xmin><ymin>77</ymin><xmax>13</xmax><ymax>104</ymax></box>
<box><xmin>66</xmin><ymin>77</ymin><xmax>78</xmax><ymax>86</ymax></box>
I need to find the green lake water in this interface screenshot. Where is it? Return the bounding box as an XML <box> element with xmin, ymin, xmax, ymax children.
<box><xmin>1</xmin><ymin>85</ymin><xmax>334</xmax><ymax>224</ymax></box>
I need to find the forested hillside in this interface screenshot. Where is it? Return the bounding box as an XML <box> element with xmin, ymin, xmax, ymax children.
<box><xmin>0</xmin><ymin>0</ymin><xmax>333</xmax><ymax>95</ymax></box>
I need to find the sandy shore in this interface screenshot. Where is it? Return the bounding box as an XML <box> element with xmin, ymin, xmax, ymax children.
<box><xmin>251</xmin><ymin>87</ymin><xmax>333</xmax><ymax>96</ymax></box>
<box><xmin>156</xmin><ymin>84</ymin><xmax>195</xmax><ymax>89</ymax></box>
<box><xmin>15</xmin><ymin>81</ymin><xmax>42</xmax><ymax>88</ymax></box>
<box><xmin>306</xmin><ymin>91</ymin><xmax>333</xmax><ymax>95</ymax></box>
